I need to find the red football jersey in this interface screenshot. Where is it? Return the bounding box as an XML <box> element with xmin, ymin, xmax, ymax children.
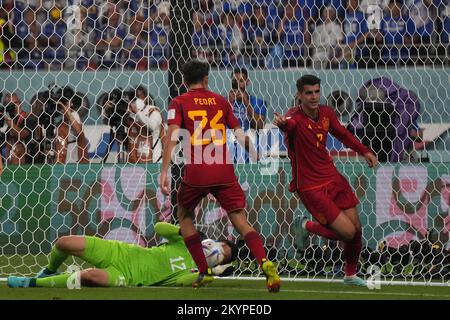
<box><xmin>281</xmin><ymin>105</ymin><xmax>371</xmax><ymax>192</ymax></box>
<box><xmin>167</xmin><ymin>88</ymin><xmax>240</xmax><ymax>186</ymax></box>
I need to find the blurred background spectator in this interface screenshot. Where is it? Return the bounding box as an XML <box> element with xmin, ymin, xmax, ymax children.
<box><xmin>149</xmin><ymin>1</ymin><xmax>169</xmax><ymax>69</ymax></box>
<box><xmin>359</xmin><ymin>0</ymin><xmax>390</xmax><ymax>12</ymax></box>
<box><xmin>0</xmin><ymin>92</ymin><xmax>37</xmax><ymax>165</ymax></box>
<box><xmin>406</xmin><ymin>0</ymin><xmax>438</xmax><ymax>44</ymax></box>
<box><xmin>228</xmin><ymin>68</ymin><xmax>267</xmax><ymax>131</ymax></box>
<box><xmin>378</xmin><ymin>0</ymin><xmax>415</xmax><ymax>66</ymax></box>
<box><xmin>442</xmin><ymin>0</ymin><xmax>450</xmax><ymax>43</ymax></box>
<box><xmin>218</xmin><ymin>8</ymin><xmax>244</xmax><ymax>68</ymax></box>
<box><xmin>241</xmin><ymin>3</ymin><xmax>273</xmax><ymax>68</ymax></box>
<box><xmin>127</xmin><ymin>87</ymin><xmax>165</xmax><ymax>163</ymax></box>
<box><xmin>276</xmin><ymin>0</ymin><xmax>307</xmax><ymax>67</ymax></box>
<box><xmin>16</xmin><ymin>6</ymin><xmax>42</xmax><ymax>69</ymax></box>
<box><xmin>0</xmin><ymin>8</ymin><xmax>20</xmax><ymax>68</ymax></box>
<box><xmin>96</xmin><ymin>4</ymin><xmax>126</xmax><ymax>68</ymax></box>
<box><xmin>192</xmin><ymin>11</ymin><xmax>217</xmax><ymax>65</ymax></box>
<box><xmin>406</xmin><ymin>0</ymin><xmax>439</xmax><ymax>65</ymax></box>
<box><xmin>42</xmin><ymin>7</ymin><xmax>66</xmax><ymax>70</ymax></box>
<box><xmin>122</xmin><ymin>16</ymin><xmax>148</xmax><ymax>70</ymax></box>
<box><xmin>341</xmin><ymin>0</ymin><xmax>376</xmax><ymax>68</ymax></box>
<box><xmin>311</xmin><ymin>5</ymin><xmax>343</xmax><ymax>68</ymax></box>
<box><xmin>228</xmin><ymin>67</ymin><xmax>268</xmax><ymax>163</ymax></box>
<box><xmin>65</xmin><ymin>6</ymin><xmax>98</xmax><ymax>70</ymax></box>
<box><xmin>0</xmin><ymin>0</ymin><xmax>447</xmax><ymax>70</ymax></box>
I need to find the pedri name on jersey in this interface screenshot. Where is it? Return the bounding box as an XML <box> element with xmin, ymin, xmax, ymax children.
<box><xmin>194</xmin><ymin>97</ymin><xmax>218</xmax><ymax>106</ymax></box>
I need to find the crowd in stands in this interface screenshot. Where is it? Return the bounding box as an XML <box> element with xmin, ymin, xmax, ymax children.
<box><xmin>0</xmin><ymin>0</ymin><xmax>448</xmax><ymax>70</ymax></box>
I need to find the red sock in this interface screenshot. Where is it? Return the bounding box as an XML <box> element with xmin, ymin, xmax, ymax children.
<box><xmin>305</xmin><ymin>221</ymin><xmax>339</xmax><ymax>240</ymax></box>
<box><xmin>344</xmin><ymin>230</ymin><xmax>362</xmax><ymax>277</ymax></box>
<box><xmin>244</xmin><ymin>231</ymin><xmax>267</xmax><ymax>265</ymax></box>
<box><xmin>184</xmin><ymin>233</ymin><xmax>209</xmax><ymax>274</ymax></box>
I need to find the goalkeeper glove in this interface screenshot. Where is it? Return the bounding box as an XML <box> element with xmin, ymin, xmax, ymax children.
<box><xmin>211</xmin><ymin>264</ymin><xmax>235</xmax><ymax>277</ymax></box>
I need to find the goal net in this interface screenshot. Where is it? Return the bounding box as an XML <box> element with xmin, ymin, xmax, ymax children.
<box><xmin>0</xmin><ymin>0</ymin><xmax>449</xmax><ymax>286</ymax></box>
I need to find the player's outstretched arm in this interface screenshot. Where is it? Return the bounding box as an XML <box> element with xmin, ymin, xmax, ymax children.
<box><xmin>273</xmin><ymin>112</ymin><xmax>295</xmax><ymax>134</ymax></box>
<box><xmin>173</xmin><ymin>264</ymin><xmax>235</xmax><ymax>287</ymax></box>
<box><xmin>328</xmin><ymin>109</ymin><xmax>378</xmax><ymax>168</ymax></box>
<box><xmin>160</xmin><ymin>124</ymin><xmax>180</xmax><ymax>195</ymax></box>
<box><xmin>363</xmin><ymin>152</ymin><xmax>379</xmax><ymax>168</ymax></box>
<box><xmin>233</xmin><ymin>126</ymin><xmax>259</xmax><ymax>162</ymax></box>
<box><xmin>273</xmin><ymin>112</ymin><xmax>286</xmax><ymax>127</ymax></box>
<box><xmin>154</xmin><ymin>222</ymin><xmax>182</xmax><ymax>242</ymax></box>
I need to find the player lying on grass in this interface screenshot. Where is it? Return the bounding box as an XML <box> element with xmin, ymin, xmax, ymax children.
<box><xmin>8</xmin><ymin>222</ymin><xmax>237</xmax><ymax>288</ymax></box>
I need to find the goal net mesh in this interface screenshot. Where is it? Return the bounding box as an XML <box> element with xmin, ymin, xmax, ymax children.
<box><xmin>0</xmin><ymin>0</ymin><xmax>449</xmax><ymax>285</ymax></box>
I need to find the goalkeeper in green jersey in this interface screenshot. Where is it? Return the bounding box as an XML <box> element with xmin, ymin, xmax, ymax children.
<box><xmin>7</xmin><ymin>222</ymin><xmax>238</xmax><ymax>288</ymax></box>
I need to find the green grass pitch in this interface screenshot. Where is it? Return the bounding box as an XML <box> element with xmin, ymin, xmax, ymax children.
<box><xmin>1</xmin><ymin>279</ymin><xmax>450</xmax><ymax>300</ymax></box>
<box><xmin>2</xmin><ymin>255</ymin><xmax>450</xmax><ymax>300</ymax></box>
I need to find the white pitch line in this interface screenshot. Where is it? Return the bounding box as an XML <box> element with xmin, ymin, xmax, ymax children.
<box><xmin>2</xmin><ymin>276</ymin><xmax>449</xmax><ymax>287</ymax></box>
<box><xmin>145</xmin><ymin>286</ymin><xmax>450</xmax><ymax>299</ymax></box>
<box><xmin>223</xmin><ymin>276</ymin><xmax>450</xmax><ymax>287</ymax></box>
<box><xmin>1</xmin><ymin>280</ymin><xmax>449</xmax><ymax>298</ymax></box>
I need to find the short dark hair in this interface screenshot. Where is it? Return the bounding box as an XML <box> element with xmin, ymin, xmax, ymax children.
<box><xmin>181</xmin><ymin>60</ymin><xmax>210</xmax><ymax>86</ymax></box>
<box><xmin>296</xmin><ymin>75</ymin><xmax>321</xmax><ymax>93</ymax></box>
<box><xmin>136</xmin><ymin>85</ymin><xmax>147</xmax><ymax>95</ymax></box>
<box><xmin>233</xmin><ymin>68</ymin><xmax>248</xmax><ymax>79</ymax></box>
<box><xmin>222</xmin><ymin>240</ymin><xmax>238</xmax><ymax>264</ymax></box>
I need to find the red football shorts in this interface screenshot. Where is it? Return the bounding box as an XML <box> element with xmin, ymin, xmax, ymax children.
<box><xmin>177</xmin><ymin>181</ymin><xmax>246</xmax><ymax>213</ymax></box>
<box><xmin>298</xmin><ymin>174</ymin><xmax>359</xmax><ymax>225</ymax></box>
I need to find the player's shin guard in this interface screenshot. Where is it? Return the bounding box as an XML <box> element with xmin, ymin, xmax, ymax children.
<box><xmin>344</xmin><ymin>230</ymin><xmax>362</xmax><ymax>277</ymax></box>
<box><xmin>244</xmin><ymin>231</ymin><xmax>266</xmax><ymax>265</ymax></box>
<box><xmin>184</xmin><ymin>233</ymin><xmax>209</xmax><ymax>274</ymax></box>
<box><xmin>305</xmin><ymin>221</ymin><xmax>340</xmax><ymax>240</ymax></box>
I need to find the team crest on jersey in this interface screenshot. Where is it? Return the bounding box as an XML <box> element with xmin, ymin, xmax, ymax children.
<box><xmin>322</xmin><ymin>117</ymin><xmax>330</xmax><ymax>131</ymax></box>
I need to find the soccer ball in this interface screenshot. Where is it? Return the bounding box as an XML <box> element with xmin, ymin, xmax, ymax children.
<box><xmin>202</xmin><ymin>239</ymin><xmax>224</xmax><ymax>267</ymax></box>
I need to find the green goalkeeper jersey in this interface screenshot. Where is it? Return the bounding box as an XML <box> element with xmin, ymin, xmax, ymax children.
<box><xmin>85</xmin><ymin>222</ymin><xmax>198</xmax><ymax>287</ymax></box>
<box><xmin>134</xmin><ymin>222</ymin><xmax>198</xmax><ymax>286</ymax></box>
